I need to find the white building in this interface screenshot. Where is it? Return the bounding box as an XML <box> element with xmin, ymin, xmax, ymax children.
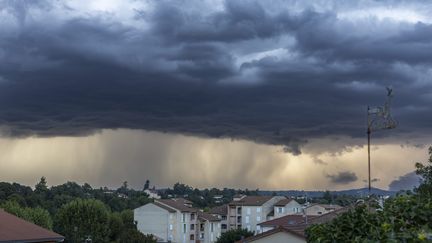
<box><xmin>273</xmin><ymin>199</ymin><xmax>302</xmax><ymax>219</ymax></box>
<box><xmin>144</xmin><ymin>189</ymin><xmax>161</xmax><ymax>199</ymax></box>
<box><xmin>134</xmin><ymin>198</ymin><xmax>221</xmax><ymax>243</ymax></box>
<box><xmin>227</xmin><ymin>196</ymin><xmax>285</xmax><ymax>234</ymax></box>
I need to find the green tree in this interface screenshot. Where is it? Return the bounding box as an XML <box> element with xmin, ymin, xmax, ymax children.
<box><xmin>143</xmin><ymin>180</ymin><xmax>150</xmax><ymax>191</ymax></box>
<box><xmin>119</xmin><ymin>229</ymin><xmax>156</xmax><ymax>243</ymax></box>
<box><xmin>109</xmin><ymin>212</ymin><xmax>124</xmax><ymax>241</ymax></box>
<box><xmin>216</xmin><ymin>228</ymin><xmax>254</xmax><ymax>243</ymax></box>
<box><xmin>55</xmin><ymin>199</ymin><xmax>110</xmax><ymax>242</ymax></box>
<box><xmin>415</xmin><ymin>146</ymin><xmax>432</xmax><ymax>196</ymax></box>
<box><xmin>35</xmin><ymin>176</ymin><xmax>48</xmax><ymax>194</ymax></box>
<box><xmin>1</xmin><ymin>200</ymin><xmax>53</xmax><ymax>229</ymax></box>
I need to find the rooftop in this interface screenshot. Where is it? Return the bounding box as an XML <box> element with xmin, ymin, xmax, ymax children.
<box><xmin>208</xmin><ymin>204</ymin><xmax>228</xmax><ymax>216</ymax></box>
<box><xmin>229</xmin><ymin>196</ymin><xmax>273</xmax><ymax>206</ymax></box>
<box><xmin>274</xmin><ymin>198</ymin><xmax>295</xmax><ymax>206</ymax></box>
<box><xmin>0</xmin><ymin>209</ymin><xmax>64</xmax><ymax>243</ymax></box>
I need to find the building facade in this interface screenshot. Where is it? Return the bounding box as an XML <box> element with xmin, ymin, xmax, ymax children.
<box><xmin>227</xmin><ymin>196</ymin><xmax>285</xmax><ymax>234</ymax></box>
<box><xmin>134</xmin><ymin>198</ymin><xmax>221</xmax><ymax>243</ymax></box>
<box><xmin>273</xmin><ymin>199</ymin><xmax>302</xmax><ymax>219</ymax></box>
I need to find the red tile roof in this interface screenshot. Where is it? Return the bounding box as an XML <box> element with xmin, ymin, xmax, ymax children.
<box><xmin>0</xmin><ymin>209</ymin><xmax>64</xmax><ymax>243</ymax></box>
<box><xmin>258</xmin><ymin>214</ymin><xmax>317</xmax><ymax>228</ymax></box>
<box><xmin>237</xmin><ymin>226</ymin><xmax>306</xmax><ymax>242</ymax></box>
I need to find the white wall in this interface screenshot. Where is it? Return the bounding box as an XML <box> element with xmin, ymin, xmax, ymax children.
<box><xmin>134</xmin><ymin>203</ymin><xmax>170</xmax><ymax>241</ymax></box>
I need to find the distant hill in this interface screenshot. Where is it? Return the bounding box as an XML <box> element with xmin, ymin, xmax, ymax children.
<box><xmin>258</xmin><ymin>187</ymin><xmax>397</xmax><ymax>198</ymax></box>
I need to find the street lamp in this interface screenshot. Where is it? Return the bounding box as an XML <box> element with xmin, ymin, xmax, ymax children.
<box><xmin>367</xmin><ymin>87</ymin><xmax>397</xmax><ymax>195</ymax></box>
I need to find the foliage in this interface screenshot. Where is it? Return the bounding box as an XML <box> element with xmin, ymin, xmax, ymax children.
<box><xmin>55</xmin><ymin>199</ymin><xmax>110</xmax><ymax>243</ymax></box>
<box><xmin>306</xmin><ymin>147</ymin><xmax>432</xmax><ymax>242</ymax></box>
<box><xmin>307</xmin><ymin>196</ymin><xmax>432</xmax><ymax>242</ymax></box>
<box><xmin>1</xmin><ymin>200</ymin><xmax>53</xmax><ymax>229</ymax></box>
<box><xmin>415</xmin><ymin>146</ymin><xmax>432</xmax><ymax>196</ymax></box>
<box><xmin>216</xmin><ymin>228</ymin><xmax>254</xmax><ymax>243</ymax></box>
<box><xmin>119</xmin><ymin>229</ymin><xmax>157</xmax><ymax>243</ymax></box>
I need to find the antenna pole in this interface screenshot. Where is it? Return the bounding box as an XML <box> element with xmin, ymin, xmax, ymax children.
<box><xmin>367</xmin><ymin>126</ymin><xmax>371</xmax><ymax>196</ymax></box>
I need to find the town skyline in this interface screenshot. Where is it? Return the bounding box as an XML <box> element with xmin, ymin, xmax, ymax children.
<box><xmin>0</xmin><ymin>0</ymin><xmax>431</xmax><ymax>191</ymax></box>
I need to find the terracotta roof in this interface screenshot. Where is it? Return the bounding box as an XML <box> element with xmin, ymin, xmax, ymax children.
<box><xmin>274</xmin><ymin>198</ymin><xmax>295</xmax><ymax>206</ymax></box>
<box><xmin>229</xmin><ymin>196</ymin><xmax>273</xmax><ymax>206</ymax></box>
<box><xmin>258</xmin><ymin>214</ymin><xmax>317</xmax><ymax>228</ymax></box>
<box><xmin>198</xmin><ymin>211</ymin><xmax>221</xmax><ymax>222</ymax></box>
<box><xmin>305</xmin><ymin>203</ymin><xmax>342</xmax><ymax>210</ymax></box>
<box><xmin>0</xmin><ymin>209</ymin><xmax>64</xmax><ymax>243</ymax></box>
<box><xmin>258</xmin><ymin>207</ymin><xmax>350</xmax><ymax>237</ymax></box>
<box><xmin>208</xmin><ymin>204</ymin><xmax>228</xmax><ymax>216</ymax></box>
<box><xmin>156</xmin><ymin>199</ymin><xmax>196</xmax><ymax>212</ymax></box>
<box><xmin>237</xmin><ymin>226</ymin><xmax>306</xmax><ymax>242</ymax></box>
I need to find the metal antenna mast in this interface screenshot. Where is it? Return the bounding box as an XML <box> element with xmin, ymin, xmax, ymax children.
<box><xmin>367</xmin><ymin>87</ymin><xmax>397</xmax><ymax>195</ymax></box>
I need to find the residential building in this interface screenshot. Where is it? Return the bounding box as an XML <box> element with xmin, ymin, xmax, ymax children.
<box><xmin>303</xmin><ymin>204</ymin><xmax>342</xmax><ymax>216</ymax></box>
<box><xmin>0</xmin><ymin>209</ymin><xmax>64</xmax><ymax>243</ymax></box>
<box><xmin>134</xmin><ymin>198</ymin><xmax>221</xmax><ymax>243</ymax></box>
<box><xmin>208</xmin><ymin>204</ymin><xmax>229</xmax><ymax>233</ymax></box>
<box><xmin>144</xmin><ymin>189</ymin><xmax>161</xmax><ymax>199</ymax></box>
<box><xmin>227</xmin><ymin>196</ymin><xmax>285</xmax><ymax>234</ymax></box>
<box><xmin>236</xmin><ymin>227</ymin><xmax>306</xmax><ymax>243</ymax></box>
<box><xmin>273</xmin><ymin>199</ymin><xmax>302</xmax><ymax>219</ymax></box>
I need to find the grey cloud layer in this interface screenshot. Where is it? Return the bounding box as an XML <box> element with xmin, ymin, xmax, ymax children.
<box><xmin>1</xmin><ymin>0</ymin><xmax>432</xmax><ymax>154</ymax></box>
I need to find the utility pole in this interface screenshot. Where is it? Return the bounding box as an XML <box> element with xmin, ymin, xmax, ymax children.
<box><xmin>366</xmin><ymin>87</ymin><xmax>397</xmax><ymax>196</ymax></box>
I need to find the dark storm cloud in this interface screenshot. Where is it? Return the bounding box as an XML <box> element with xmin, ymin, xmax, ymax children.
<box><xmin>1</xmin><ymin>0</ymin><xmax>432</xmax><ymax>154</ymax></box>
<box><xmin>327</xmin><ymin>171</ymin><xmax>358</xmax><ymax>184</ymax></box>
<box><xmin>388</xmin><ymin>171</ymin><xmax>421</xmax><ymax>191</ymax></box>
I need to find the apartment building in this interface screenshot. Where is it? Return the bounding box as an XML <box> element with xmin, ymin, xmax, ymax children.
<box><xmin>273</xmin><ymin>199</ymin><xmax>302</xmax><ymax>219</ymax></box>
<box><xmin>208</xmin><ymin>204</ymin><xmax>228</xmax><ymax>233</ymax></box>
<box><xmin>227</xmin><ymin>196</ymin><xmax>285</xmax><ymax>234</ymax></box>
<box><xmin>134</xmin><ymin>198</ymin><xmax>221</xmax><ymax>243</ymax></box>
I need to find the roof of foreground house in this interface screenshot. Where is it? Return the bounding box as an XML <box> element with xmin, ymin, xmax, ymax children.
<box><xmin>236</xmin><ymin>226</ymin><xmax>306</xmax><ymax>242</ymax></box>
<box><xmin>258</xmin><ymin>206</ymin><xmax>350</xmax><ymax>237</ymax></box>
<box><xmin>0</xmin><ymin>209</ymin><xmax>64</xmax><ymax>243</ymax></box>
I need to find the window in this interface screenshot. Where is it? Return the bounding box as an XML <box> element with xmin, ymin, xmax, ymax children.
<box><xmin>221</xmin><ymin>224</ymin><xmax>227</xmax><ymax>229</ymax></box>
<box><xmin>277</xmin><ymin>207</ymin><xmax>283</xmax><ymax>213</ymax></box>
<box><xmin>246</xmin><ymin>207</ymin><xmax>251</xmax><ymax>215</ymax></box>
<box><xmin>222</xmin><ymin>215</ymin><xmax>227</xmax><ymax>220</ymax></box>
<box><xmin>191</xmin><ymin>224</ymin><xmax>195</xmax><ymax>230</ymax></box>
<box><xmin>211</xmin><ymin>223</ymin><xmax>214</xmax><ymax>232</ymax></box>
<box><xmin>293</xmin><ymin>208</ymin><xmax>296</xmax><ymax>212</ymax></box>
<box><xmin>246</xmin><ymin>225</ymin><xmax>251</xmax><ymax>231</ymax></box>
<box><xmin>256</xmin><ymin>216</ymin><xmax>261</xmax><ymax>222</ymax></box>
<box><xmin>245</xmin><ymin>216</ymin><xmax>249</xmax><ymax>224</ymax></box>
<box><xmin>182</xmin><ymin>213</ymin><xmax>186</xmax><ymax>222</ymax></box>
<box><xmin>191</xmin><ymin>213</ymin><xmax>195</xmax><ymax>220</ymax></box>
<box><xmin>190</xmin><ymin>234</ymin><xmax>195</xmax><ymax>240</ymax></box>
<box><xmin>183</xmin><ymin>224</ymin><xmax>187</xmax><ymax>233</ymax></box>
<box><xmin>200</xmin><ymin>233</ymin><xmax>205</xmax><ymax>239</ymax></box>
<box><xmin>256</xmin><ymin>207</ymin><xmax>261</xmax><ymax>213</ymax></box>
<box><xmin>169</xmin><ymin>224</ymin><xmax>173</xmax><ymax>231</ymax></box>
<box><xmin>256</xmin><ymin>225</ymin><xmax>261</xmax><ymax>233</ymax></box>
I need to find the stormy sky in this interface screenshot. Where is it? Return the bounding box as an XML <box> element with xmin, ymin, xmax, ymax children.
<box><xmin>0</xmin><ymin>0</ymin><xmax>430</xmax><ymax>190</ymax></box>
